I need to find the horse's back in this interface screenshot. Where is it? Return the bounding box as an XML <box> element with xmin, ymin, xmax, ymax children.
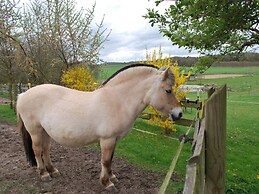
<box><xmin>16</xmin><ymin>84</ymin><xmax>101</xmax><ymax>146</ymax></box>
<box><xmin>18</xmin><ymin>84</ymin><xmax>68</xmax><ymax>101</ymax></box>
<box><xmin>17</xmin><ymin>84</ymin><xmax>65</xmax><ymax>122</ymax></box>
<box><xmin>17</xmin><ymin>83</ymin><xmax>89</xmax><ymax>118</ymax></box>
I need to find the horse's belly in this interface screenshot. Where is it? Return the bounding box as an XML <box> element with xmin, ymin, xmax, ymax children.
<box><xmin>40</xmin><ymin>108</ymin><xmax>101</xmax><ymax>147</ymax></box>
<box><xmin>43</xmin><ymin>122</ymin><xmax>98</xmax><ymax>147</ymax></box>
<box><xmin>52</xmin><ymin>130</ymin><xmax>98</xmax><ymax>147</ymax></box>
<box><xmin>40</xmin><ymin>104</ymin><xmax>135</xmax><ymax>147</ymax></box>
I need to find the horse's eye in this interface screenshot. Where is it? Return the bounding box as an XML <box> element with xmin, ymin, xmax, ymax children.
<box><xmin>165</xmin><ymin>89</ymin><xmax>172</xmax><ymax>94</ymax></box>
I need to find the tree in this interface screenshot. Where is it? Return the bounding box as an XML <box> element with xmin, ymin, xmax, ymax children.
<box><xmin>61</xmin><ymin>65</ymin><xmax>97</xmax><ymax>91</ymax></box>
<box><xmin>20</xmin><ymin>0</ymin><xmax>109</xmax><ymax>84</ymax></box>
<box><xmin>145</xmin><ymin>0</ymin><xmax>259</xmax><ymax>54</ymax></box>
<box><xmin>194</xmin><ymin>55</ymin><xmax>216</xmax><ymax>74</ymax></box>
<box><xmin>0</xmin><ymin>0</ymin><xmax>23</xmax><ymax>109</ymax></box>
<box><xmin>0</xmin><ymin>0</ymin><xmax>108</xmax><ymax>109</ymax></box>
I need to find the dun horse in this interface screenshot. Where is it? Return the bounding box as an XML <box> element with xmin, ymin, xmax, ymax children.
<box><xmin>17</xmin><ymin>64</ymin><xmax>182</xmax><ymax>190</ymax></box>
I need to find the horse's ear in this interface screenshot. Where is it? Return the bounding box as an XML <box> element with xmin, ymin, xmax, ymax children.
<box><xmin>161</xmin><ymin>67</ymin><xmax>170</xmax><ymax>81</ymax></box>
<box><xmin>161</xmin><ymin>67</ymin><xmax>175</xmax><ymax>85</ymax></box>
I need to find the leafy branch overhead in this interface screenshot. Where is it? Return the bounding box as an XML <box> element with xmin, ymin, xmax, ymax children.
<box><xmin>145</xmin><ymin>0</ymin><xmax>259</xmax><ymax>54</ymax></box>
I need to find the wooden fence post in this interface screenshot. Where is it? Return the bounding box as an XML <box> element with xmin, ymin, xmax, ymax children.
<box><xmin>204</xmin><ymin>85</ymin><xmax>227</xmax><ymax>194</ymax></box>
<box><xmin>183</xmin><ymin>118</ymin><xmax>206</xmax><ymax>194</ymax></box>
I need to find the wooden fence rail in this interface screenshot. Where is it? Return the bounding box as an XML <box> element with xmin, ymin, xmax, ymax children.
<box><xmin>183</xmin><ymin>85</ymin><xmax>226</xmax><ymax>194</ymax></box>
<box><xmin>140</xmin><ymin>98</ymin><xmax>202</xmax><ymax>127</ymax></box>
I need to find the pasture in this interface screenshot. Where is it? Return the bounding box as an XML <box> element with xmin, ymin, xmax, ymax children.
<box><xmin>191</xmin><ymin>67</ymin><xmax>259</xmax><ymax>193</ymax></box>
<box><xmin>99</xmin><ymin>64</ymin><xmax>259</xmax><ymax>193</ymax></box>
<box><xmin>0</xmin><ymin>65</ymin><xmax>259</xmax><ymax>193</ymax></box>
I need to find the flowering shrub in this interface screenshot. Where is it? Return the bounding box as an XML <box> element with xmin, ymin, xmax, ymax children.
<box><xmin>143</xmin><ymin>48</ymin><xmax>191</xmax><ymax>134</ymax></box>
<box><xmin>61</xmin><ymin>66</ymin><xmax>97</xmax><ymax>91</ymax></box>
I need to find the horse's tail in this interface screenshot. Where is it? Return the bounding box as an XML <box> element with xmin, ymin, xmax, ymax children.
<box><xmin>17</xmin><ymin>111</ymin><xmax>37</xmax><ymax>167</ymax></box>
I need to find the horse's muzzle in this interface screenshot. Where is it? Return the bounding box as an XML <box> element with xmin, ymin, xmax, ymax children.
<box><xmin>170</xmin><ymin>112</ymin><xmax>182</xmax><ymax>121</ymax></box>
<box><xmin>169</xmin><ymin>107</ymin><xmax>183</xmax><ymax>121</ymax></box>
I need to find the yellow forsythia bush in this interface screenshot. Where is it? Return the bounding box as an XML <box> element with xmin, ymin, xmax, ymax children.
<box><xmin>143</xmin><ymin>48</ymin><xmax>191</xmax><ymax>134</ymax></box>
<box><xmin>61</xmin><ymin>66</ymin><xmax>97</xmax><ymax>91</ymax></box>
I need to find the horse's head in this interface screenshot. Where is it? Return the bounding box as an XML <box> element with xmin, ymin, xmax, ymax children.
<box><xmin>147</xmin><ymin>67</ymin><xmax>182</xmax><ymax>121</ymax></box>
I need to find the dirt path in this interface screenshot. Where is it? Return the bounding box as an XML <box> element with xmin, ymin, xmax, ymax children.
<box><xmin>0</xmin><ymin>123</ymin><xmax>162</xmax><ymax>194</ymax></box>
<box><xmin>197</xmin><ymin>74</ymin><xmax>246</xmax><ymax>79</ymax></box>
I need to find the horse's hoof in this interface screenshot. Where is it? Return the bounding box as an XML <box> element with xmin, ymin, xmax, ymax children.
<box><xmin>106</xmin><ymin>182</ymin><xmax>117</xmax><ymax>192</ymax></box>
<box><xmin>110</xmin><ymin>175</ymin><xmax>119</xmax><ymax>183</ymax></box>
<box><xmin>41</xmin><ymin>173</ymin><xmax>52</xmax><ymax>182</ymax></box>
<box><xmin>50</xmin><ymin>168</ymin><xmax>60</xmax><ymax>178</ymax></box>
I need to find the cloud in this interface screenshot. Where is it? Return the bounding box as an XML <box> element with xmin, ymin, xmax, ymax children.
<box><xmin>100</xmin><ymin>25</ymin><xmax>199</xmax><ymax>62</ymax></box>
<box><xmin>80</xmin><ymin>0</ymin><xmax>200</xmax><ymax>62</ymax></box>
<box><xmin>19</xmin><ymin>0</ymin><xmax>199</xmax><ymax>62</ymax></box>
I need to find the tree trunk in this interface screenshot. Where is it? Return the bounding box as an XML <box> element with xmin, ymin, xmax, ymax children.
<box><xmin>163</xmin><ymin>128</ymin><xmax>171</xmax><ymax>136</ymax></box>
<box><xmin>12</xmin><ymin>83</ymin><xmax>17</xmax><ymax>112</ymax></box>
<box><xmin>8</xmin><ymin>83</ymin><xmax>13</xmax><ymax>109</ymax></box>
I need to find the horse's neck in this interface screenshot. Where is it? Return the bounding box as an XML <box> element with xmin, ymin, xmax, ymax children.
<box><xmin>110</xmin><ymin>76</ymin><xmax>154</xmax><ymax>118</ymax></box>
<box><xmin>103</xmin><ymin>67</ymin><xmax>156</xmax><ymax>88</ymax></box>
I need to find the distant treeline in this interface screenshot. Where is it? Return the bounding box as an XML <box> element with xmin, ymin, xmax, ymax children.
<box><xmin>213</xmin><ymin>52</ymin><xmax>259</xmax><ymax>67</ymax></box>
<box><xmin>172</xmin><ymin>52</ymin><xmax>259</xmax><ymax>67</ymax></box>
<box><xmin>105</xmin><ymin>52</ymin><xmax>259</xmax><ymax>67</ymax></box>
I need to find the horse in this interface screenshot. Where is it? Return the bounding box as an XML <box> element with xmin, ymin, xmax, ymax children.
<box><xmin>16</xmin><ymin>64</ymin><xmax>183</xmax><ymax>190</ymax></box>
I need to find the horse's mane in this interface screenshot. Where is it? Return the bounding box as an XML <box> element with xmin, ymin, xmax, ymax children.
<box><xmin>101</xmin><ymin>63</ymin><xmax>158</xmax><ymax>87</ymax></box>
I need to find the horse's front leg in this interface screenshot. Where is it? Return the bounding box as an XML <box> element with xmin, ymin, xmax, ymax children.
<box><xmin>100</xmin><ymin>137</ymin><xmax>118</xmax><ymax>190</ymax></box>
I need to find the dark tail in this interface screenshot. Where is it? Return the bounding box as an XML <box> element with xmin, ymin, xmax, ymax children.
<box><xmin>17</xmin><ymin>113</ymin><xmax>37</xmax><ymax>166</ymax></box>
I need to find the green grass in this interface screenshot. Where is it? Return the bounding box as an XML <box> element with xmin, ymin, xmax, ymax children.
<box><xmin>0</xmin><ymin>105</ymin><xmax>16</xmax><ymax>124</ymax></box>
<box><xmin>97</xmin><ymin>64</ymin><xmax>127</xmax><ymax>80</ymax></box>
<box><xmin>204</xmin><ymin>66</ymin><xmax>259</xmax><ymax>75</ymax></box>
<box><xmin>1</xmin><ymin>66</ymin><xmax>259</xmax><ymax>193</ymax></box>
<box><xmin>116</xmin><ymin>120</ymin><xmax>193</xmax><ymax>192</ymax></box>
<box><xmin>116</xmin><ymin>66</ymin><xmax>259</xmax><ymax>193</ymax></box>
<box><xmin>226</xmin><ymin>103</ymin><xmax>259</xmax><ymax>193</ymax></box>
<box><xmin>189</xmin><ymin>67</ymin><xmax>259</xmax><ymax>193</ymax></box>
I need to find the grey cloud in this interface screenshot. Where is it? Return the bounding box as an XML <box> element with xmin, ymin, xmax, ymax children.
<box><xmin>99</xmin><ymin>25</ymin><xmax>198</xmax><ymax>62</ymax></box>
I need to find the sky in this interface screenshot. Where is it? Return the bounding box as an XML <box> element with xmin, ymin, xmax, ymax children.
<box><xmin>19</xmin><ymin>0</ymin><xmax>200</xmax><ymax>62</ymax></box>
<box><xmin>77</xmin><ymin>0</ymin><xmax>200</xmax><ymax>62</ymax></box>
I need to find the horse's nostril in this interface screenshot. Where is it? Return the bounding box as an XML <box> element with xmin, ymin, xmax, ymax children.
<box><xmin>171</xmin><ymin>113</ymin><xmax>182</xmax><ymax>121</ymax></box>
<box><xmin>170</xmin><ymin>107</ymin><xmax>183</xmax><ymax>121</ymax></box>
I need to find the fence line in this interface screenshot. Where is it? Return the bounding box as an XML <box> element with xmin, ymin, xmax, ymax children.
<box><xmin>158</xmin><ymin>116</ymin><xmax>196</xmax><ymax>194</ymax></box>
<box><xmin>183</xmin><ymin>118</ymin><xmax>206</xmax><ymax>194</ymax></box>
<box><xmin>227</xmin><ymin>100</ymin><xmax>259</xmax><ymax>105</ymax></box>
<box><xmin>183</xmin><ymin>85</ymin><xmax>226</xmax><ymax>194</ymax></box>
<box><xmin>133</xmin><ymin>128</ymin><xmax>179</xmax><ymax>141</ymax></box>
<box><xmin>142</xmin><ymin>85</ymin><xmax>226</xmax><ymax>194</ymax></box>
<box><xmin>139</xmin><ymin>94</ymin><xmax>205</xmax><ymax>194</ymax></box>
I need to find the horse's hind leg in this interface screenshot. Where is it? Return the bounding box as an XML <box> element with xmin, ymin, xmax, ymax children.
<box><xmin>100</xmin><ymin>138</ymin><xmax>118</xmax><ymax>190</ymax></box>
<box><xmin>31</xmin><ymin>132</ymin><xmax>52</xmax><ymax>181</ymax></box>
<box><xmin>42</xmin><ymin>131</ymin><xmax>60</xmax><ymax>178</ymax></box>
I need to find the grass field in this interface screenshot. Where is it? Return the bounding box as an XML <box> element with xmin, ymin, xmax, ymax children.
<box><xmin>204</xmin><ymin>66</ymin><xmax>259</xmax><ymax>75</ymax></box>
<box><xmin>97</xmin><ymin>63</ymin><xmax>127</xmax><ymax>80</ymax></box>
<box><xmin>191</xmin><ymin>68</ymin><xmax>259</xmax><ymax>193</ymax></box>
<box><xmin>1</xmin><ymin>65</ymin><xmax>259</xmax><ymax>193</ymax></box>
<box><xmin>100</xmin><ymin>65</ymin><xmax>259</xmax><ymax>193</ymax></box>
